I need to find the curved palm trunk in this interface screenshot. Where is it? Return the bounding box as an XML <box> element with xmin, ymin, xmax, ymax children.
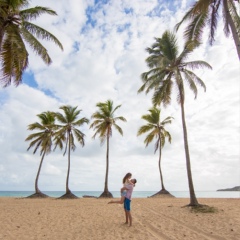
<box><xmin>158</xmin><ymin>140</ymin><xmax>165</xmax><ymax>191</ymax></box>
<box><xmin>66</xmin><ymin>134</ymin><xmax>71</xmax><ymax>194</ymax></box>
<box><xmin>180</xmin><ymin>98</ymin><xmax>199</xmax><ymax>206</ymax></box>
<box><xmin>34</xmin><ymin>150</ymin><xmax>46</xmax><ymax>193</ymax></box>
<box><xmin>224</xmin><ymin>0</ymin><xmax>240</xmax><ymax>60</ymax></box>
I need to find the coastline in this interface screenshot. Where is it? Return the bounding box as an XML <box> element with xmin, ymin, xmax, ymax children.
<box><xmin>0</xmin><ymin>197</ymin><xmax>239</xmax><ymax>240</ymax></box>
<box><xmin>0</xmin><ymin>190</ymin><xmax>239</xmax><ymax>198</ymax></box>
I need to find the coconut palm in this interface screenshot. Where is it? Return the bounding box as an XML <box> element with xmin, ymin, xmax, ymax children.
<box><xmin>175</xmin><ymin>0</ymin><xmax>240</xmax><ymax>60</ymax></box>
<box><xmin>25</xmin><ymin>111</ymin><xmax>56</xmax><ymax>198</ymax></box>
<box><xmin>0</xmin><ymin>0</ymin><xmax>63</xmax><ymax>87</ymax></box>
<box><xmin>137</xmin><ymin>107</ymin><xmax>173</xmax><ymax>197</ymax></box>
<box><xmin>138</xmin><ymin>30</ymin><xmax>212</xmax><ymax>206</ymax></box>
<box><xmin>54</xmin><ymin>105</ymin><xmax>89</xmax><ymax>199</ymax></box>
<box><xmin>90</xmin><ymin>99</ymin><xmax>127</xmax><ymax>198</ymax></box>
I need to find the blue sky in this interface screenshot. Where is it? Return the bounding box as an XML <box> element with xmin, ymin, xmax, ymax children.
<box><xmin>0</xmin><ymin>0</ymin><xmax>239</xmax><ymax>193</ymax></box>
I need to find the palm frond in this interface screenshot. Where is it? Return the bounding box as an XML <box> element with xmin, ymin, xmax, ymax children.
<box><xmin>20</xmin><ymin>6</ymin><xmax>57</xmax><ymax>21</ymax></box>
<box><xmin>0</xmin><ymin>25</ymin><xmax>28</xmax><ymax>87</ymax></box>
<box><xmin>208</xmin><ymin>1</ymin><xmax>219</xmax><ymax>45</ymax></box>
<box><xmin>183</xmin><ymin>60</ymin><xmax>212</xmax><ymax>70</ymax></box>
<box><xmin>20</xmin><ymin>26</ymin><xmax>52</xmax><ymax>65</ymax></box>
<box><xmin>144</xmin><ymin>131</ymin><xmax>156</xmax><ymax>147</ymax></box>
<box><xmin>184</xmin><ymin>69</ymin><xmax>207</xmax><ymax>92</ymax></box>
<box><xmin>73</xmin><ymin>129</ymin><xmax>85</xmax><ymax>146</ymax></box>
<box><xmin>113</xmin><ymin>123</ymin><xmax>123</xmax><ymax>136</ymax></box>
<box><xmin>137</xmin><ymin>124</ymin><xmax>155</xmax><ymax>136</ymax></box>
<box><xmin>22</xmin><ymin>22</ymin><xmax>63</xmax><ymax>50</ymax></box>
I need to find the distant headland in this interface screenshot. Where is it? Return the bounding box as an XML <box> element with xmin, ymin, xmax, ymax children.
<box><xmin>217</xmin><ymin>186</ymin><xmax>240</xmax><ymax>191</ymax></box>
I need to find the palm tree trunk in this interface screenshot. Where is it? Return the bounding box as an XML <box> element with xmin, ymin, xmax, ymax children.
<box><xmin>180</xmin><ymin>99</ymin><xmax>199</xmax><ymax>206</ymax></box>
<box><xmin>158</xmin><ymin>139</ymin><xmax>165</xmax><ymax>191</ymax></box>
<box><xmin>34</xmin><ymin>151</ymin><xmax>46</xmax><ymax>193</ymax></box>
<box><xmin>104</xmin><ymin>134</ymin><xmax>110</xmax><ymax>192</ymax></box>
<box><xmin>224</xmin><ymin>0</ymin><xmax>240</xmax><ymax>60</ymax></box>
<box><xmin>66</xmin><ymin>134</ymin><xmax>71</xmax><ymax>193</ymax></box>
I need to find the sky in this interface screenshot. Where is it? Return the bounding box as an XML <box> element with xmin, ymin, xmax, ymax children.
<box><xmin>0</xmin><ymin>0</ymin><xmax>239</xmax><ymax>193</ymax></box>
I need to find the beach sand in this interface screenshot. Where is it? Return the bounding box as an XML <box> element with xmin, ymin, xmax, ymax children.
<box><xmin>0</xmin><ymin>197</ymin><xmax>239</xmax><ymax>240</ymax></box>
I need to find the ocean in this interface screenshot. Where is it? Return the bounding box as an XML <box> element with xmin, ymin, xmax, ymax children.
<box><xmin>0</xmin><ymin>191</ymin><xmax>239</xmax><ymax>198</ymax></box>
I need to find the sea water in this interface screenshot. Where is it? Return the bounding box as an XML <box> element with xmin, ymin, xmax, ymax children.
<box><xmin>0</xmin><ymin>191</ymin><xmax>239</xmax><ymax>198</ymax></box>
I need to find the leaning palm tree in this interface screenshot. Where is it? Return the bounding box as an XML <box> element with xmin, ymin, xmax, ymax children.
<box><xmin>0</xmin><ymin>0</ymin><xmax>63</xmax><ymax>87</ymax></box>
<box><xmin>54</xmin><ymin>105</ymin><xmax>89</xmax><ymax>199</ymax></box>
<box><xmin>138</xmin><ymin>30</ymin><xmax>212</xmax><ymax>206</ymax></box>
<box><xmin>137</xmin><ymin>107</ymin><xmax>173</xmax><ymax>197</ymax></box>
<box><xmin>90</xmin><ymin>99</ymin><xmax>127</xmax><ymax>198</ymax></box>
<box><xmin>25</xmin><ymin>111</ymin><xmax>56</xmax><ymax>198</ymax></box>
<box><xmin>175</xmin><ymin>0</ymin><xmax>240</xmax><ymax>60</ymax></box>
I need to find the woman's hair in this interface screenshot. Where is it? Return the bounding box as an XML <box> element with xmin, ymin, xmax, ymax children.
<box><xmin>122</xmin><ymin>172</ymin><xmax>132</xmax><ymax>184</ymax></box>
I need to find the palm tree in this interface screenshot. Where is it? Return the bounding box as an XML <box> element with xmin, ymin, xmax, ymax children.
<box><xmin>175</xmin><ymin>0</ymin><xmax>240</xmax><ymax>60</ymax></box>
<box><xmin>54</xmin><ymin>105</ymin><xmax>89</xmax><ymax>199</ymax></box>
<box><xmin>138</xmin><ymin>31</ymin><xmax>212</xmax><ymax>206</ymax></box>
<box><xmin>137</xmin><ymin>107</ymin><xmax>173</xmax><ymax>197</ymax></box>
<box><xmin>90</xmin><ymin>100</ymin><xmax>127</xmax><ymax>198</ymax></box>
<box><xmin>25</xmin><ymin>111</ymin><xmax>56</xmax><ymax>198</ymax></box>
<box><xmin>0</xmin><ymin>0</ymin><xmax>63</xmax><ymax>87</ymax></box>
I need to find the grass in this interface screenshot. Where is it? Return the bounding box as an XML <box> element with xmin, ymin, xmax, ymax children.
<box><xmin>190</xmin><ymin>205</ymin><xmax>218</xmax><ymax>213</ymax></box>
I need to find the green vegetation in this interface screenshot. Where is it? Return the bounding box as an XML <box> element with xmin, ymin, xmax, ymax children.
<box><xmin>175</xmin><ymin>0</ymin><xmax>240</xmax><ymax>60</ymax></box>
<box><xmin>190</xmin><ymin>205</ymin><xmax>218</xmax><ymax>214</ymax></box>
<box><xmin>0</xmin><ymin>0</ymin><xmax>63</xmax><ymax>87</ymax></box>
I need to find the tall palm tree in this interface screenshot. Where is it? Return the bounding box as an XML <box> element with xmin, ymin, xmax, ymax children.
<box><xmin>138</xmin><ymin>31</ymin><xmax>212</xmax><ymax>206</ymax></box>
<box><xmin>90</xmin><ymin>99</ymin><xmax>127</xmax><ymax>198</ymax></box>
<box><xmin>25</xmin><ymin>111</ymin><xmax>56</xmax><ymax>198</ymax></box>
<box><xmin>54</xmin><ymin>105</ymin><xmax>89</xmax><ymax>199</ymax></box>
<box><xmin>0</xmin><ymin>0</ymin><xmax>63</xmax><ymax>87</ymax></box>
<box><xmin>175</xmin><ymin>0</ymin><xmax>240</xmax><ymax>60</ymax></box>
<box><xmin>137</xmin><ymin>107</ymin><xmax>173</xmax><ymax>196</ymax></box>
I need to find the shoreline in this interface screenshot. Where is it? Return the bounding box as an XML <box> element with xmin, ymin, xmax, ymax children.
<box><xmin>0</xmin><ymin>197</ymin><xmax>239</xmax><ymax>239</ymax></box>
<box><xmin>0</xmin><ymin>190</ymin><xmax>239</xmax><ymax>199</ymax></box>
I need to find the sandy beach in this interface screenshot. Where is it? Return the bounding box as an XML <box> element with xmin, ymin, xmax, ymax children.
<box><xmin>0</xmin><ymin>197</ymin><xmax>239</xmax><ymax>240</ymax></box>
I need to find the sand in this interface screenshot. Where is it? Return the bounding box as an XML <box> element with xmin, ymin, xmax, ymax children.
<box><xmin>0</xmin><ymin>197</ymin><xmax>239</xmax><ymax>240</ymax></box>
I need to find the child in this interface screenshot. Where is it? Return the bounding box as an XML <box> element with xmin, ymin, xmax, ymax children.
<box><xmin>108</xmin><ymin>172</ymin><xmax>134</xmax><ymax>204</ymax></box>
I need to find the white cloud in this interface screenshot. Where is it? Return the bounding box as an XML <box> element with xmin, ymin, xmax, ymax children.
<box><xmin>0</xmin><ymin>0</ymin><xmax>239</xmax><ymax>194</ymax></box>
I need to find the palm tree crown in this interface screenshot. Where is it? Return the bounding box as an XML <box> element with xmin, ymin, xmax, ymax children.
<box><xmin>26</xmin><ymin>111</ymin><xmax>56</xmax><ymax>155</ymax></box>
<box><xmin>54</xmin><ymin>106</ymin><xmax>89</xmax><ymax>154</ymax></box>
<box><xmin>0</xmin><ymin>0</ymin><xmax>63</xmax><ymax>87</ymax></box>
<box><xmin>138</xmin><ymin>31</ymin><xmax>212</xmax><ymax>106</ymax></box>
<box><xmin>175</xmin><ymin>0</ymin><xmax>240</xmax><ymax>60</ymax></box>
<box><xmin>138</xmin><ymin>107</ymin><xmax>172</xmax><ymax>153</ymax></box>
<box><xmin>90</xmin><ymin>100</ymin><xmax>127</xmax><ymax>144</ymax></box>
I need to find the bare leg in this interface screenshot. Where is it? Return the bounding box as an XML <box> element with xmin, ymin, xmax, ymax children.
<box><xmin>124</xmin><ymin>209</ymin><xmax>128</xmax><ymax>224</ymax></box>
<box><xmin>128</xmin><ymin>211</ymin><xmax>132</xmax><ymax>226</ymax></box>
<box><xmin>108</xmin><ymin>196</ymin><xmax>125</xmax><ymax>204</ymax></box>
<box><xmin>125</xmin><ymin>211</ymin><xmax>132</xmax><ymax>226</ymax></box>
